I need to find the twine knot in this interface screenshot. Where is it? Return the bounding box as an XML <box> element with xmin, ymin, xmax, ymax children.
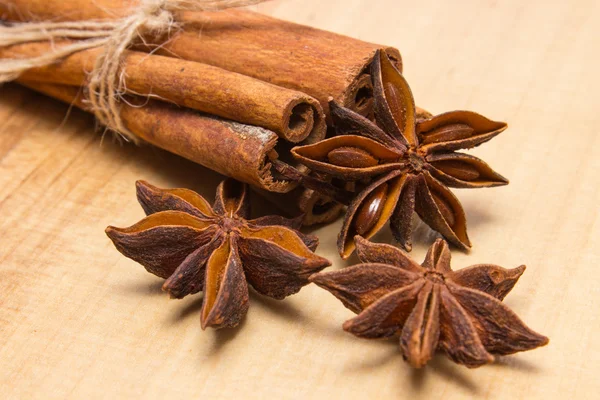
<box><xmin>87</xmin><ymin>0</ymin><xmax>185</xmax><ymax>142</ymax></box>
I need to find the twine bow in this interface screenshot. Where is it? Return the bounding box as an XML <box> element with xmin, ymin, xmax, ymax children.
<box><xmin>0</xmin><ymin>0</ymin><xmax>270</xmax><ymax>142</ymax></box>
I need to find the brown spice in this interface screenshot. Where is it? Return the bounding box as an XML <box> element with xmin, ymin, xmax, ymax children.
<box><xmin>105</xmin><ymin>179</ymin><xmax>330</xmax><ymax>329</ymax></box>
<box><xmin>1</xmin><ymin>0</ymin><xmax>401</xmax><ymax>227</ymax></box>
<box><xmin>253</xmin><ymin>182</ymin><xmax>346</xmax><ymax>226</ymax></box>
<box><xmin>21</xmin><ymin>81</ymin><xmax>341</xmax><ymax>225</ymax></box>
<box><xmin>0</xmin><ymin>1</ymin><xmax>402</xmax><ymax>120</ymax></box>
<box><xmin>19</xmin><ymin>81</ymin><xmax>307</xmax><ymax>193</ymax></box>
<box><xmin>310</xmin><ymin>237</ymin><xmax>549</xmax><ymax>368</ymax></box>
<box><xmin>292</xmin><ymin>50</ymin><xmax>508</xmax><ymax>258</ymax></box>
<box><xmin>2</xmin><ymin>41</ymin><xmax>325</xmax><ymax>144</ymax></box>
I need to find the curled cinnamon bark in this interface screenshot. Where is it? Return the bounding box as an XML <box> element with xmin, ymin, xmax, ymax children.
<box><xmin>19</xmin><ymin>81</ymin><xmax>303</xmax><ymax>193</ymax></box>
<box><xmin>0</xmin><ymin>1</ymin><xmax>402</xmax><ymax>120</ymax></box>
<box><xmin>1</xmin><ymin>41</ymin><xmax>326</xmax><ymax>144</ymax></box>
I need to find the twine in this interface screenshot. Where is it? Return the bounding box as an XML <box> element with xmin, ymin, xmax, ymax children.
<box><xmin>0</xmin><ymin>0</ymin><xmax>270</xmax><ymax>142</ymax></box>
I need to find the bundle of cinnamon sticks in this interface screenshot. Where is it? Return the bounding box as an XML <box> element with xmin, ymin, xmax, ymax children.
<box><xmin>0</xmin><ymin>0</ymin><xmax>402</xmax><ymax>225</ymax></box>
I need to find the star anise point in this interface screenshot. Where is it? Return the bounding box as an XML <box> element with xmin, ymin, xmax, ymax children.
<box><xmin>292</xmin><ymin>50</ymin><xmax>509</xmax><ymax>258</ymax></box>
<box><xmin>107</xmin><ymin>179</ymin><xmax>330</xmax><ymax>329</ymax></box>
<box><xmin>311</xmin><ymin>238</ymin><xmax>548</xmax><ymax>368</ymax></box>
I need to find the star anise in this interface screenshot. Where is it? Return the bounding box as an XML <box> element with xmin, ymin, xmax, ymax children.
<box><xmin>292</xmin><ymin>50</ymin><xmax>508</xmax><ymax>258</ymax></box>
<box><xmin>105</xmin><ymin>179</ymin><xmax>330</xmax><ymax>329</ymax></box>
<box><xmin>310</xmin><ymin>236</ymin><xmax>548</xmax><ymax>368</ymax></box>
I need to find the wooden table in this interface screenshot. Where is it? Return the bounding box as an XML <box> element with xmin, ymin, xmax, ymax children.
<box><xmin>1</xmin><ymin>0</ymin><xmax>598</xmax><ymax>398</ymax></box>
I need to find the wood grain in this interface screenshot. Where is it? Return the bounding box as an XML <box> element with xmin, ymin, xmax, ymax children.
<box><xmin>1</xmin><ymin>0</ymin><xmax>599</xmax><ymax>399</ymax></box>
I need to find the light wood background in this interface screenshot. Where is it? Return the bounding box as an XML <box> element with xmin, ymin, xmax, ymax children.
<box><xmin>1</xmin><ymin>0</ymin><xmax>599</xmax><ymax>399</ymax></box>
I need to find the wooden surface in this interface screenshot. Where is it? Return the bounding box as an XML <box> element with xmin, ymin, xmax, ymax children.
<box><xmin>1</xmin><ymin>0</ymin><xmax>599</xmax><ymax>398</ymax></box>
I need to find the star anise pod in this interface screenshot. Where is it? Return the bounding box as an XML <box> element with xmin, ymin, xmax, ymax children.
<box><xmin>310</xmin><ymin>237</ymin><xmax>548</xmax><ymax>368</ymax></box>
<box><xmin>292</xmin><ymin>50</ymin><xmax>508</xmax><ymax>258</ymax></box>
<box><xmin>105</xmin><ymin>179</ymin><xmax>330</xmax><ymax>329</ymax></box>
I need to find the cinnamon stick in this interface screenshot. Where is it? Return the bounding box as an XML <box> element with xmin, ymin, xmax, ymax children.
<box><xmin>18</xmin><ymin>80</ymin><xmax>304</xmax><ymax>193</ymax></box>
<box><xmin>163</xmin><ymin>9</ymin><xmax>402</xmax><ymax>120</ymax></box>
<box><xmin>1</xmin><ymin>41</ymin><xmax>325</xmax><ymax>144</ymax></box>
<box><xmin>21</xmin><ymin>80</ymin><xmax>342</xmax><ymax>225</ymax></box>
<box><xmin>0</xmin><ymin>0</ymin><xmax>402</xmax><ymax>120</ymax></box>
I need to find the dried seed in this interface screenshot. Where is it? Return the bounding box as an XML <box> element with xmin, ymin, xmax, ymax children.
<box><xmin>432</xmin><ymin>160</ymin><xmax>480</xmax><ymax>181</ymax></box>
<box><xmin>327</xmin><ymin>146</ymin><xmax>379</xmax><ymax>168</ymax></box>
<box><xmin>354</xmin><ymin>183</ymin><xmax>388</xmax><ymax>236</ymax></box>
<box><xmin>385</xmin><ymin>82</ymin><xmax>403</xmax><ymax>116</ymax></box>
<box><xmin>420</xmin><ymin>123</ymin><xmax>475</xmax><ymax>144</ymax></box>
<box><xmin>432</xmin><ymin>192</ymin><xmax>455</xmax><ymax>227</ymax></box>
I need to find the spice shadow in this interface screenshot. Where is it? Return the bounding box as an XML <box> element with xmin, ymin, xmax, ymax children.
<box><xmin>171</xmin><ymin>296</ymin><xmax>205</xmax><ymax>324</ymax></box>
<box><xmin>16</xmin><ymin>84</ymin><xmax>226</xmax><ymax>200</ymax></box>
<box><xmin>341</xmin><ymin>343</ymin><xmax>481</xmax><ymax>394</ymax></box>
<box><xmin>109</xmin><ymin>142</ymin><xmax>225</xmax><ymax>201</ymax></box>
<box><xmin>342</xmin><ymin>341</ymin><xmax>399</xmax><ymax>372</ymax></box>
<box><xmin>409</xmin><ymin>367</ymin><xmax>427</xmax><ymax>391</ymax></box>
<box><xmin>114</xmin><ymin>277</ymin><xmax>165</xmax><ymax>298</ymax></box>
<box><xmin>205</xmin><ymin>317</ymin><xmax>248</xmax><ymax>356</ymax></box>
<box><xmin>250</xmin><ymin>290</ymin><xmax>310</xmax><ymax>324</ymax></box>
<box><xmin>426</xmin><ymin>355</ymin><xmax>480</xmax><ymax>394</ymax></box>
<box><xmin>490</xmin><ymin>355</ymin><xmax>542</xmax><ymax>373</ymax></box>
<box><xmin>460</xmin><ymin>197</ymin><xmax>495</xmax><ymax>230</ymax></box>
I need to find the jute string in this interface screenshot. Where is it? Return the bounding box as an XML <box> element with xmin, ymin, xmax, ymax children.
<box><xmin>0</xmin><ymin>0</ymin><xmax>270</xmax><ymax>142</ymax></box>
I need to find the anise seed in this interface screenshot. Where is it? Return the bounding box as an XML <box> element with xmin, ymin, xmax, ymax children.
<box><xmin>432</xmin><ymin>160</ymin><xmax>480</xmax><ymax>181</ymax></box>
<box><xmin>327</xmin><ymin>146</ymin><xmax>379</xmax><ymax>168</ymax></box>
<box><xmin>432</xmin><ymin>192</ymin><xmax>455</xmax><ymax>227</ymax></box>
<box><xmin>385</xmin><ymin>82</ymin><xmax>402</xmax><ymax>117</ymax></box>
<box><xmin>354</xmin><ymin>183</ymin><xmax>388</xmax><ymax>236</ymax></box>
<box><xmin>420</xmin><ymin>123</ymin><xmax>475</xmax><ymax>144</ymax></box>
